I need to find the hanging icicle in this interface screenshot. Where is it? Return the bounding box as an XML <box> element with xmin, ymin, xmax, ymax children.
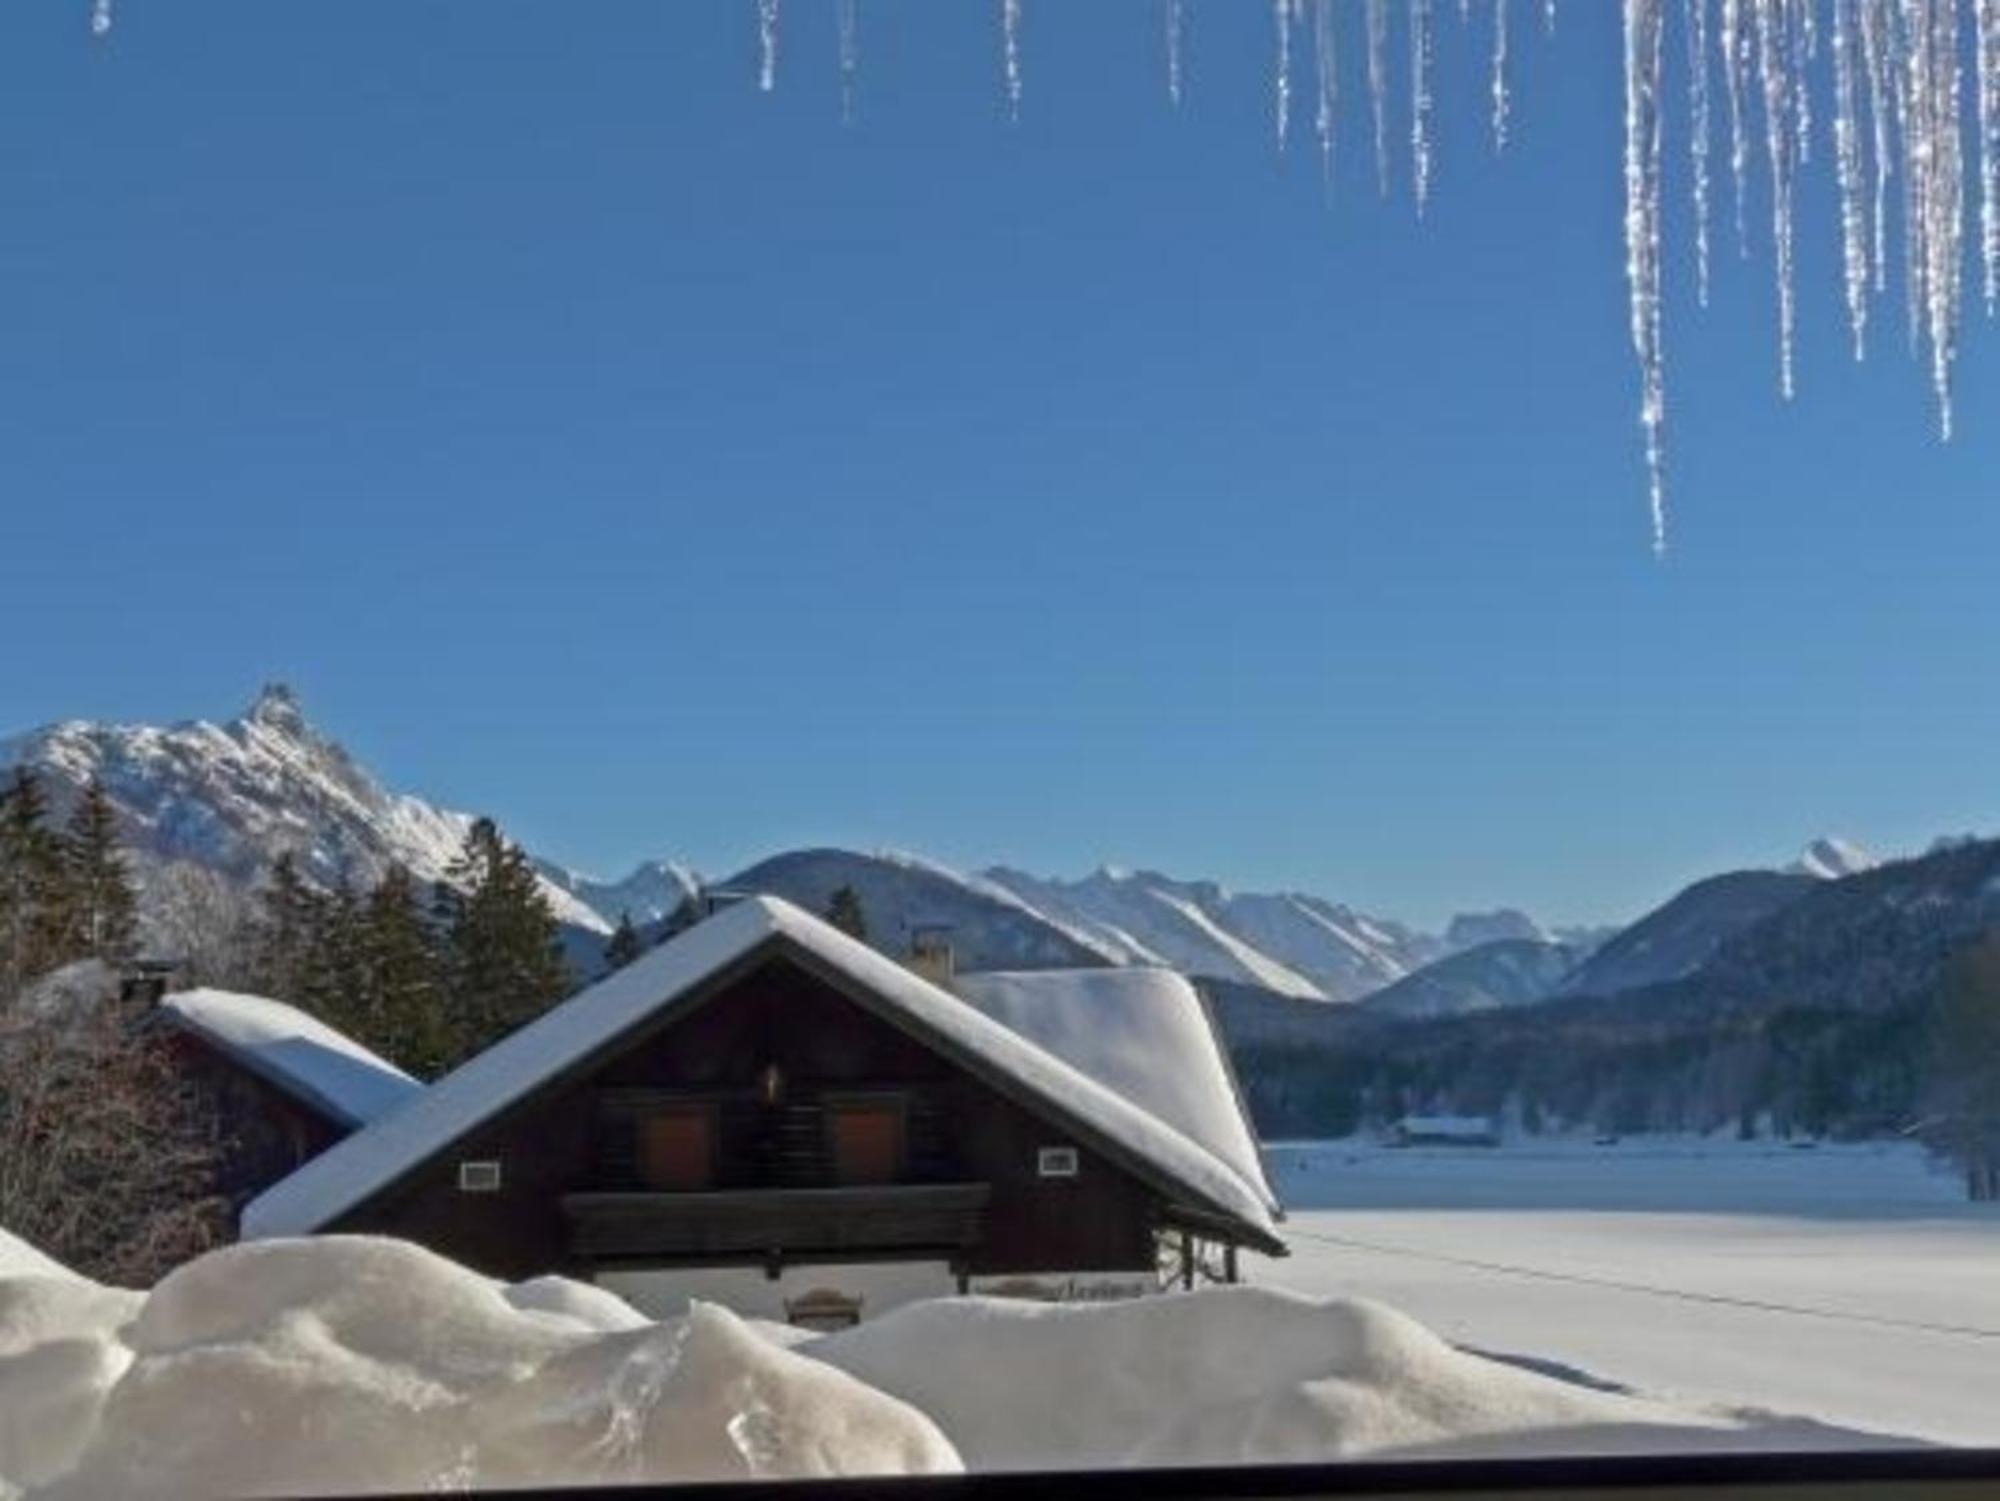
<box><xmin>1367</xmin><ymin>0</ymin><xmax>1393</xmax><ymax>194</ymax></box>
<box><xmin>1493</xmin><ymin>0</ymin><xmax>1512</xmax><ymax>151</ymax></box>
<box><xmin>1833</xmin><ymin>0</ymin><xmax>1871</xmax><ymax>357</ymax></box>
<box><xmin>90</xmin><ymin>0</ymin><xmax>112</xmax><ymax>37</ymax></box>
<box><xmin>1860</xmin><ymin>0</ymin><xmax>1894</xmax><ymax>294</ymax></box>
<box><xmin>1002</xmin><ymin>0</ymin><xmax>1024</xmax><ymax>120</ymax></box>
<box><xmin>1978</xmin><ymin>0</ymin><xmax>2000</xmax><ymax>312</ymax></box>
<box><xmin>1624</xmin><ymin>0</ymin><xmax>1669</xmax><ymax>554</ymax></box>
<box><xmin>1412</xmin><ymin>0</ymin><xmax>1436</xmax><ymax>214</ymax></box>
<box><xmin>1721</xmin><ymin>0</ymin><xmax>1754</xmax><ymax>254</ymax></box>
<box><xmin>757</xmin><ymin>0</ymin><xmax>780</xmax><ymax>92</ymax></box>
<box><xmin>1315</xmin><ymin>0</ymin><xmax>1339</xmax><ymax>183</ymax></box>
<box><xmin>1754</xmin><ymin>0</ymin><xmax>1799</xmax><ymax>400</ymax></box>
<box><xmin>1686</xmin><ymin>0</ymin><xmax>1713</xmax><ymax>305</ymax></box>
<box><xmin>1166</xmin><ymin>0</ymin><xmax>1186</xmax><ymax>108</ymax></box>
<box><xmin>1276</xmin><ymin>0</ymin><xmax>1297</xmax><ymax>150</ymax></box>
<box><xmin>838</xmin><ymin>0</ymin><xmax>860</xmax><ymax>124</ymax></box>
<box><xmin>1544</xmin><ymin>0</ymin><xmax>1558</xmax><ymax>34</ymax></box>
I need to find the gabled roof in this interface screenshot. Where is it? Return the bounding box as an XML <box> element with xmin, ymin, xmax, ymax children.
<box><xmin>242</xmin><ymin>896</ymin><xmax>1283</xmax><ymax>1253</ymax></box>
<box><xmin>161</xmin><ymin>988</ymin><xmax>423</xmax><ymax>1131</ymax></box>
<box><xmin>950</xmin><ymin>966</ymin><xmax>1278</xmax><ymax>1217</ymax></box>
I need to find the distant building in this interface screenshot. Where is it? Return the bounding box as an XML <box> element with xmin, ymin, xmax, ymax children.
<box><xmin>242</xmin><ymin>896</ymin><xmax>1284</xmax><ymax>1323</ymax></box>
<box><xmin>157</xmin><ymin>988</ymin><xmax>422</xmax><ymax>1208</ymax></box>
<box><xmin>1387</xmin><ymin>1114</ymin><xmax>1501</xmax><ymax>1148</ymax></box>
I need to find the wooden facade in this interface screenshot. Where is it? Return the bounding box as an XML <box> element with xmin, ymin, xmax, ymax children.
<box><xmin>165</xmin><ymin>1031</ymin><xmax>352</xmax><ymax>1210</ymax></box>
<box><xmin>321</xmin><ymin>948</ymin><xmax>1199</xmax><ymax>1284</ymax></box>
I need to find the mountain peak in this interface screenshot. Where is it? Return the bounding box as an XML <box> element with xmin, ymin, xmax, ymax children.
<box><xmin>242</xmin><ymin>682</ymin><xmax>308</xmax><ymax>735</ymax></box>
<box><xmin>1788</xmin><ymin>837</ymin><xmax>1876</xmax><ymax>880</ymax></box>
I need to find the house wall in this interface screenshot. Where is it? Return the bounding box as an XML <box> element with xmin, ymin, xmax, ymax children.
<box><xmin>328</xmin><ymin>953</ymin><xmax>1162</xmax><ymax>1282</ymax></box>
<box><xmin>169</xmin><ymin>1035</ymin><xmax>350</xmax><ymax>1209</ymax></box>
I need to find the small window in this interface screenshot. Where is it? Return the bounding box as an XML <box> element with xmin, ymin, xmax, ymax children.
<box><xmin>1037</xmin><ymin>1146</ymin><xmax>1080</xmax><ymax>1179</ymax></box>
<box><xmin>457</xmin><ymin>1160</ymin><xmax>503</xmax><ymax>1193</ymax></box>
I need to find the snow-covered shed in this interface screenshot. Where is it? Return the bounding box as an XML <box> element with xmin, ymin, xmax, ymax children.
<box><xmin>159</xmin><ymin>988</ymin><xmax>422</xmax><ymax>1205</ymax></box>
<box><xmin>1388</xmin><ymin>1114</ymin><xmax>1501</xmax><ymax>1148</ymax></box>
<box><xmin>243</xmin><ymin>896</ymin><xmax>1283</xmax><ymax>1320</ymax></box>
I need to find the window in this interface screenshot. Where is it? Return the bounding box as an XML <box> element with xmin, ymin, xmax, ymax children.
<box><xmin>828</xmin><ymin>1099</ymin><xmax>905</xmax><ymax>1186</ymax></box>
<box><xmin>456</xmin><ymin>1160</ymin><xmax>502</xmax><ymax>1193</ymax></box>
<box><xmin>1037</xmin><ymin>1146</ymin><xmax>1080</xmax><ymax>1179</ymax></box>
<box><xmin>636</xmin><ymin>1105</ymin><xmax>715</xmax><ymax>1192</ymax></box>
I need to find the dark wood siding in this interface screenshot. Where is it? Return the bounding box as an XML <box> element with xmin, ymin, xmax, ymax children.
<box><xmin>328</xmin><ymin>953</ymin><xmax>1158</xmax><ymax>1280</ymax></box>
<box><xmin>168</xmin><ymin>1033</ymin><xmax>350</xmax><ymax>1209</ymax></box>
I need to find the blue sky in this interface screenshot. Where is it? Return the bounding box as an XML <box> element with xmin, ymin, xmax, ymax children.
<box><xmin>1</xmin><ymin>1</ymin><xmax>1995</xmax><ymax>929</ymax></box>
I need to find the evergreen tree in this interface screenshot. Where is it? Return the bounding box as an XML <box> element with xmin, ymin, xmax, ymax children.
<box><xmin>358</xmin><ymin>864</ymin><xmax>450</xmax><ymax>1076</ymax></box>
<box><xmin>296</xmin><ymin>876</ymin><xmax>364</xmax><ymax>1033</ymax></box>
<box><xmin>603</xmin><ymin>910</ymin><xmax>646</xmax><ymax>974</ymax></box>
<box><xmin>438</xmin><ymin>817</ymin><xmax>571</xmax><ymax>1065</ymax></box>
<box><xmin>60</xmin><ymin>779</ymin><xmax>138</xmax><ymax>965</ymax></box>
<box><xmin>0</xmin><ymin>768</ymin><xmax>70</xmax><ymax>995</ymax></box>
<box><xmin>826</xmin><ymin>884</ymin><xmax>869</xmax><ymax>942</ymax></box>
<box><xmin>250</xmin><ymin>853</ymin><xmax>320</xmax><ymax>1003</ymax></box>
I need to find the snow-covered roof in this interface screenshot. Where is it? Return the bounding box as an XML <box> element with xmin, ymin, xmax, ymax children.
<box><xmin>243</xmin><ymin>897</ymin><xmax>1282</xmax><ymax>1252</ymax></box>
<box><xmin>161</xmin><ymin>988</ymin><xmax>422</xmax><ymax>1131</ymax></box>
<box><xmin>1395</xmin><ymin>1115</ymin><xmax>1498</xmax><ymax>1138</ymax></box>
<box><xmin>950</xmin><ymin>967</ymin><xmax>1278</xmax><ymax>1216</ymax></box>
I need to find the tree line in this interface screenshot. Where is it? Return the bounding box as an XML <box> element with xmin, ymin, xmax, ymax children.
<box><xmin>0</xmin><ymin>769</ymin><xmax>138</xmax><ymax>995</ymax></box>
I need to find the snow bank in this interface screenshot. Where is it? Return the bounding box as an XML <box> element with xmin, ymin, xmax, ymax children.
<box><xmin>809</xmin><ymin>1285</ymin><xmax>1768</xmax><ymax>1470</ymax></box>
<box><xmin>0</xmin><ymin>1236</ymin><xmax>1880</xmax><ymax>1497</ymax></box>
<box><xmin>0</xmin><ymin>1231</ymin><xmax>83</xmax><ymax>1285</ymax></box>
<box><xmin>5</xmin><ymin>1237</ymin><xmax>956</xmax><ymax>1498</ymax></box>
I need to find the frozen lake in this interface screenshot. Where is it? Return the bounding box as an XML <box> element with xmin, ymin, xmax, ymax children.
<box><xmin>1256</xmin><ymin>1139</ymin><xmax>2000</xmax><ymax>1448</ymax></box>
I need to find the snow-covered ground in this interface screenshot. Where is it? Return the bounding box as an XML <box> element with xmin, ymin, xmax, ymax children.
<box><xmin>1260</xmin><ymin>1137</ymin><xmax>2000</xmax><ymax>1448</ymax></box>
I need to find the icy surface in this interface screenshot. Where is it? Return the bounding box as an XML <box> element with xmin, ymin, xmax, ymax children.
<box><xmin>0</xmin><ymin>1233</ymin><xmax>1899</xmax><ymax>1496</ymax></box>
<box><xmin>243</xmin><ymin>897</ymin><xmax>1279</xmax><ymax>1247</ymax></box>
<box><xmin>1265</xmin><ymin>1137</ymin><xmax>2000</xmax><ymax>1447</ymax></box>
<box><xmin>951</xmin><ymin>967</ymin><xmax>1277</xmax><ymax>1214</ymax></box>
<box><xmin>160</xmin><ymin>988</ymin><xmax>421</xmax><ymax>1130</ymax></box>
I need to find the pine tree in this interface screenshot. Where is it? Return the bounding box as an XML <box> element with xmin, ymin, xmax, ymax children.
<box><xmin>61</xmin><ymin>779</ymin><xmax>138</xmax><ymax>965</ymax></box>
<box><xmin>358</xmin><ymin>864</ymin><xmax>450</xmax><ymax>1076</ymax></box>
<box><xmin>0</xmin><ymin>768</ymin><xmax>70</xmax><ymax>995</ymax></box>
<box><xmin>438</xmin><ymin>817</ymin><xmax>571</xmax><ymax>1065</ymax></box>
<box><xmin>826</xmin><ymin>884</ymin><xmax>869</xmax><ymax>942</ymax></box>
<box><xmin>603</xmin><ymin>910</ymin><xmax>646</xmax><ymax>974</ymax></box>
<box><xmin>250</xmin><ymin>853</ymin><xmax>320</xmax><ymax>1003</ymax></box>
<box><xmin>297</xmin><ymin>876</ymin><xmax>363</xmax><ymax>1032</ymax></box>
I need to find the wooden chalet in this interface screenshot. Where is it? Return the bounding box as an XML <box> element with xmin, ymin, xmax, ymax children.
<box><xmin>243</xmin><ymin>896</ymin><xmax>1284</xmax><ymax>1321</ymax></box>
<box><xmin>158</xmin><ymin>988</ymin><xmax>423</xmax><ymax>1209</ymax></box>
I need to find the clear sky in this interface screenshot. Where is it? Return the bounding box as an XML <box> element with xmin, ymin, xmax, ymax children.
<box><xmin>1</xmin><ymin>2</ymin><xmax>1995</xmax><ymax>929</ymax></box>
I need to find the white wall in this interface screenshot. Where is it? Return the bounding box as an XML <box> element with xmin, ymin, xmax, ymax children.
<box><xmin>598</xmin><ymin>1261</ymin><xmax>958</xmax><ymax>1323</ymax></box>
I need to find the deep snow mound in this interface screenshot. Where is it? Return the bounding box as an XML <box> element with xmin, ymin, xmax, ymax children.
<box><xmin>809</xmin><ymin>1285</ymin><xmax>1754</xmax><ymax>1470</ymax></box>
<box><xmin>0</xmin><ymin>1237</ymin><xmax>1888</xmax><ymax>1497</ymax></box>
<box><xmin>6</xmin><ymin>1237</ymin><xmax>956</xmax><ymax>1497</ymax></box>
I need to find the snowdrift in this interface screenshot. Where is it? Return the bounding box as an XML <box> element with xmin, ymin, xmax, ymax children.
<box><xmin>0</xmin><ymin>1235</ymin><xmax>1881</xmax><ymax>1497</ymax></box>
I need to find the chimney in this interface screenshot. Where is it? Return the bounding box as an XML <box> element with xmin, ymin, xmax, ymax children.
<box><xmin>907</xmin><ymin>924</ymin><xmax>956</xmax><ymax>988</ymax></box>
<box><xmin>119</xmin><ymin>958</ymin><xmax>182</xmax><ymax>1008</ymax></box>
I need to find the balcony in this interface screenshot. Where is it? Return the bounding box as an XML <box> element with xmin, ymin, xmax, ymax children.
<box><xmin>560</xmin><ymin>1181</ymin><xmax>992</xmax><ymax>1265</ymax></box>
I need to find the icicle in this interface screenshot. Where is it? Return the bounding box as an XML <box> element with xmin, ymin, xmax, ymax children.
<box><xmin>1790</xmin><ymin>0</ymin><xmax>1814</xmax><ymax>168</ymax></box>
<box><xmin>1754</xmin><ymin>0</ymin><xmax>1799</xmax><ymax>400</ymax></box>
<box><xmin>1896</xmin><ymin>0</ymin><xmax>1927</xmax><ymax>359</ymax></box>
<box><xmin>1002</xmin><ymin>0</ymin><xmax>1023</xmax><ymax>120</ymax></box>
<box><xmin>1624</xmin><ymin>0</ymin><xmax>1670</xmax><ymax>554</ymax></box>
<box><xmin>1315</xmin><ymin>0</ymin><xmax>1339</xmax><ymax>183</ymax></box>
<box><xmin>1833</xmin><ymin>0</ymin><xmax>1871</xmax><ymax>356</ymax></box>
<box><xmin>90</xmin><ymin>0</ymin><xmax>113</xmax><ymax>38</ymax></box>
<box><xmin>1413</xmin><ymin>0</ymin><xmax>1435</xmax><ymax>214</ymax></box>
<box><xmin>1978</xmin><ymin>0</ymin><xmax>2000</xmax><ymax>313</ymax></box>
<box><xmin>1367</xmin><ymin>0</ymin><xmax>1393</xmax><ymax>193</ymax></box>
<box><xmin>1545</xmin><ymin>0</ymin><xmax>1558</xmax><ymax>34</ymax></box>
<box><xmin>1276</xmin><ymin>0</ymin><xmax>1295</xmax><ymax>150</ymax></box>
<box><xmin>1721</xmin><ymin>0</ymin><xmax>1754</xmax><ymax>253</ymax></box>
<box><xmin>1166</xmin><ymin>0</ymin><xmax>1186</xmax><ymax>108</ymax></box>
<box><xmin>1916</xmin><ymin>0</ymin><xmax>1963</xmax><ymax>436</ymax></box>
<box><xmin>1686</xmin><ymin>0</ymin><xmax>1713</xmax><ymax>304</ymax></box>
<box><xmin>1860</xmin><ymin>0</ymin><xmax>1894</xmax><ymax>293</ymax></box>
<box><xmin>757</xmin><ymin>0</ymin><xmax>780</xmax><ymax>93</ymax></box>
<box><xmin>1493</xmin><ymin>0</ymin><xmax>1512</xmax><ymax>152</ymax></box>
<box><xmin>838</xmin><ymin>0</ymin><xmax>859</xmax><ymax>124</ymax></box>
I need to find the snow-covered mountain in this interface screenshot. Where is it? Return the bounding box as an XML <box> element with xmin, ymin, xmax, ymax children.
<box><xmin>534</xmin><ymin>858</ymin><xmax>701</xmax><ymax>930</ymax></box>
<box><xmin>979</xmin><ymin>866</ymin><xmax>1454</xmax><ymax>1003</ymax></box>
<box><xmin>1360</xmin><ymin>938</ymin><xmax>1578</xmax><ymax>1019</ymax></box>
<box><xmin>1787</xmin><ymin>837</ymin><xmax>1878</xmax><ymax>880</ymax></box>
<box><xmin>0</xmin><ymin>685</ymin><xmax>617</xmax><ymax>936</ymax></box>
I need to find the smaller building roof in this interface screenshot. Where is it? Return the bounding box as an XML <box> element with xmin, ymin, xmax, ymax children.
<box><xmin>161</xmin><ymin>988</ymin><xmax>423</xmax><ymax>1131</ymax></box>
<box><xmin>243</xmin><ymin>897</ymin><xmax>1283</xmax><ymax>1253</ymax></box>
